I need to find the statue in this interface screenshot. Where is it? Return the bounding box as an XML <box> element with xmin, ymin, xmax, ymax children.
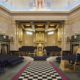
<box><xmin>36</xmin><ymin>0</ymin><xmax>44</xmax><ymax>8</ymax></box>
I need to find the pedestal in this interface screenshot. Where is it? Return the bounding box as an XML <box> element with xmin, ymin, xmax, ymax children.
<box><xmin>60</xmin><ymin>60</ymin><xmax>70</xmax><ymax>71</ymax></box>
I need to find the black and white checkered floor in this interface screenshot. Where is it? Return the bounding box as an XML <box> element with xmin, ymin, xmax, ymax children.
<box><xmin>18</xmin><ymin>61</ymin><xmax>62</xmax><ymax>80</ymax></box>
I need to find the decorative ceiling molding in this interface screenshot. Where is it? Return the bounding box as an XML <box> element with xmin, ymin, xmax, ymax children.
<box><xmin>0</xmin><ymin>0</ymin><xmax>80</xmax><ymax>12</ymax></box>
<box><xmin>0</xmin><ymin>0</ymin><xmax>80</xmax><ymax>14</ymax></box>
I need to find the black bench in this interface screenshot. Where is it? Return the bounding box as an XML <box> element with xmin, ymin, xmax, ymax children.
<box><xmin>0</xmin><ymin>55</ymin><xmax>24</xmax><ymax>67</ymax></box>
<box><xmin>44</xmin><ymin>46</ymin><xmax>61</xmax><ymax>56</ymax></box>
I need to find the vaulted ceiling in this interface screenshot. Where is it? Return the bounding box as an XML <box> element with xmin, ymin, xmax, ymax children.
<box><xmin>0</xmin><ymin>0</ymin><xmax>80</xmax><ymax>12</ymax></box>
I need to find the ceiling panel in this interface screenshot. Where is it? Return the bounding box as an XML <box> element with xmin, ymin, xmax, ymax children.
<box><xmin>0</xmin><ymin>0</ymin><xmax>80</xmax><ymax>11</ymax></box>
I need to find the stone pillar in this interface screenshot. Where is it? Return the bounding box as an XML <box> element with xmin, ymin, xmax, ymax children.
<box><xmin>62</xmin><ymin>20</ymin><xmax>72</xmax><ymax>51</ymax></box>
<box><xmin>9</xmin><ymin>20</ymin><xmax>18</xmax><ymax>50</ymax></box>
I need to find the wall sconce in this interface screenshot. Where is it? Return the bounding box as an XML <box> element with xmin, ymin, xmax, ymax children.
<box><xmin>74</xmin><ymin>35</ymin><xmax>77</xmax><ymax>39</ymax></box>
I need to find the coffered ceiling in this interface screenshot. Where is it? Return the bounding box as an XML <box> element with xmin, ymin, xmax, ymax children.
<box><xmin>17</xmin><ymin>21</ymin><xmax>62</xmax><ymax>32</ymax></box>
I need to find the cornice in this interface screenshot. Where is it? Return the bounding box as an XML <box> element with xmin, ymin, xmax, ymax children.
<box><xmin>0</xmin><ymin>5</ymin><xmax>10</xmax><ymax>14</ymax></box>
<box><xmin>69</xmin><ymin>4</ymin><xmax>80</xmax><ymax>14</ymax></box>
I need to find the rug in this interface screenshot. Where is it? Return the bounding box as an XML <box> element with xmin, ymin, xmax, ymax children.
<box><xmin>50</xmin><ymin>62</ymin><xmax>69</xmax><ymax>80</ymax></box>
<box><xmin>12</xmin><ymin>61</ymin><xmax>69</xmax><ymax>80</ymax></box>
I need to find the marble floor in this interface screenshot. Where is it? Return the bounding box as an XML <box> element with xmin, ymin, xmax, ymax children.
<box><xmin>0</xmin><ymin>56</ymin><xmax>80</xmax><ymax>80</ymax></box>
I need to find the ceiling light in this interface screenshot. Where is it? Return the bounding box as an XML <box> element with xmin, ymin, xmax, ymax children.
<box><xmin>47</xmin><ymin>31</ymin><xmax>54</xmax><ymax>35</ymax></box>
<box><xmin>26</xmin><ymin>31</ymin><xmax>33</xmax><ymax>35</ymax></box>
<box><xmin>25</xmin><ymin>24</ymin><xmax>30</xmax><ymax>26</ymax></box>
<box><xmin>25</xmin><ymin>28</ymin><xmax>35</xmax><ymax>32</ymax></box>
<box><xmin>50</xmin><ymin>24</ymin><xmax>55</xmax><ymax>26</ymax></box>
<box><xmin>45</xmin><ymin>28</ymin><xmax>55</xmax><ymax>32</ymax></box>
<box><xmin>37</xmin><ymin>24</ymin><xmax>44</xmax><ymax>26</ymax></box>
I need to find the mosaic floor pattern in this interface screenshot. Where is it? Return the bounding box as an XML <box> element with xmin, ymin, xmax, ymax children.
<box><xmin>18</xmin><ymin>61</ymin><xmax>62</xmax><ymax>80</ymax></box>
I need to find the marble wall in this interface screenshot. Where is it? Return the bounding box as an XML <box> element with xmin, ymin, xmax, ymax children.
<box><xmin>23</xmin><ymin>31</ymin><xmax>34</xmax><ymax>46</ymax></box>
<box><xmin>46</xmin><ymin>32</ymin><xmax>57</xmax><ymax>46</ymax></box>
<box><xmin>0</xmin><ymin>6</ymin><xmax>80</xmax><ymax>50</ymax></box>
<box><xmin>62</xmin><ymin>8</ymin><xmax>80</xmax><ymax>50</ymax></box>
<box><xmin>0</xmin><ymin>8</ymin><xmax>18</xmax><ymax>50</ymax></box>
<box><xmin>0</xmin><ymin>8</ymin><xmax>11</xmax><ymax>35</ymax></box>
<box><xmin>69</xmin><ymin>8</ymin><xmax>80</xmax><ymax>35</ymax></box>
